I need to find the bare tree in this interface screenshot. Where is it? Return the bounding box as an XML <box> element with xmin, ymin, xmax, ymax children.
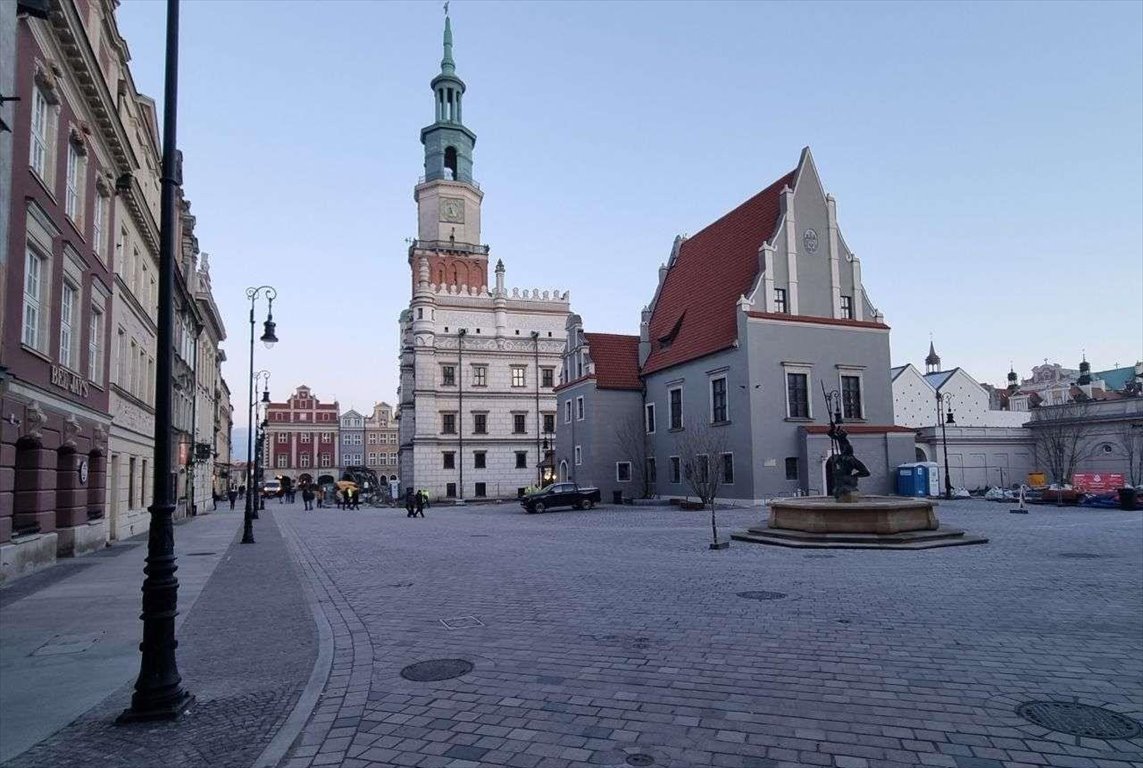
<box><xmin>1114</xmin><ymin>422</ymin><xmax>1143</xmax><ymax>486</ymax></box>
<box><xmin>674</xmin><ymin>418</ymin><xmax>731</xmax><ymax>547</ymax></box>
<box><xmin>1030</xmin><ymin>400</ymin><xmax>1095</xmax><ymax>484</ymax></box>
<box><xmin>614</xmin><ymin>411</ymin><xmax>650</xmax><ymax>498</ymax></box>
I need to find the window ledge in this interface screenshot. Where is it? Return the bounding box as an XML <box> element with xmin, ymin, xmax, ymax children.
<box><xmin>785</xmin><ymin>417</ymin><xmax>814</xmax><ymax>423</ymax></box>
<box><xmin>21</xmin><ymin>343</ymin><xmax>52</xmax><ymax>364</ymax></box>
<box><xmin>711</xmin><ymin>420</ymin><xmax>732</xmax><ymax>427</ymax></box>
<box><xmin>668</xmin><ymin>427</ymin><xmax>685</xmax><ymax>433</ymax></box>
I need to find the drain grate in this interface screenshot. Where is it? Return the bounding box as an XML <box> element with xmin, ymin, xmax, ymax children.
<box><xmin>440</xmin><ymin>615</ymin><xmax>484</xmax><ymax>629</ymax></box>
<box><xmin>1058</xmin><ymin>553</ymin><xmax>1106</xmax><ymax>560</ymax></box>
<box><xmin>184</xmin><ymin>552</ymin><xmax>216</xmax><ymax>557</ymax></box>
<box><xmin>737</xmin><ymin>591</ymin><xmax>788</xmax><ymax>601</ymax></box>
<box><xmin>400</xmin><ymin>658</ymin><xmax>474</xmax><ymax>682</ymax></box>
<box><xmin>1015</xmin><ymin>701</ymin><xmax>1141</xmax><ymax>740</ymax></box>
<box><xmin>626</xmin><ymin>755</ymin><xmax>655</xmax><ymax>767</ymax></box>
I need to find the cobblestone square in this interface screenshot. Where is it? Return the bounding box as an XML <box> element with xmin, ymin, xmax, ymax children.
<box><xmin>274</xmin><ymin>500</ymin><xmax>1143</xmax><ymax>768</ymax></box>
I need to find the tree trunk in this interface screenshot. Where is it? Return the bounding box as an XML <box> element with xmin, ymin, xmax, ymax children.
<box><xmin>709</xmin><ymin>500</ymin><xmax>719</xmax><ymax>545</ymax></box>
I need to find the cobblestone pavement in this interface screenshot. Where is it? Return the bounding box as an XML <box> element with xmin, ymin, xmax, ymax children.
<box><xmin>275</xmin><ymin>500</ymin><xmax>1143</xmax><ymax>768</ymax></box>
<box><xmin>2</xmin><ymin>509</ymin><xmax>316</xmax><ymax>768</ymax></box>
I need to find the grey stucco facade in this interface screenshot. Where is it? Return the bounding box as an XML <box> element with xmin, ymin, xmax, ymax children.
<box><xmin>554</xmin><ymin>381</ymin><xmax>643</xmax><ymax>502</ymax></box>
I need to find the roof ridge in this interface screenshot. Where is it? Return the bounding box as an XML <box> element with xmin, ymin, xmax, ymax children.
<box><xmin>684</xmin><ymin>169</ymin><xmax>797</xmax><ymax>243</ymax></box>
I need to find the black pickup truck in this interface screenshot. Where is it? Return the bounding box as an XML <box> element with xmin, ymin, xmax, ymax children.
<box><xmin>521</xmin><ymin>482</ymin><xmax>602</xmax><ymax>513</ymax></box>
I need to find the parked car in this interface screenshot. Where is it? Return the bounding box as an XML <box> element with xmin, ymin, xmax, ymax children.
<box><xmin>261</xmin><ymin>479</ymin><xmax>281</xmax><ymax>498</ymax></box>
<box><xmin>521</xmin><ymin>482</ymin><xmax>602</xmax><ymax>513</ymax></box>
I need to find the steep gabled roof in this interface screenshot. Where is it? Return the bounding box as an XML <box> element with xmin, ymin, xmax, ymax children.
<box><xmin>923</xmin><ymin>369</ymin><xmax>958</xmax><ymax>391</ymax></box>
<box><xmin>643</xmin><ymin>169</ymin><xmax>797</xmax><ymax>375</ymax></box>
<box><xmin>584</xmin><ymin>333</ymin><xmax>641</xmax><ymax>391</ymax></box>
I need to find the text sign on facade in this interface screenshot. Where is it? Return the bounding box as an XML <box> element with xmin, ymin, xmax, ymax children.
<box><xmin>1072</xmin><ymin>473</ymin><xmax>1125</xmax><ymax>493</ymax></box>
<box><xmin>50</xmin><ymin>366</ymin><xmax>90</xmax><ymax>398</ymax></box>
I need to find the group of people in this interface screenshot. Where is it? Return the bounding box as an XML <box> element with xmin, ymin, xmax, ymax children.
<box><xmin>225</xmin><ymin>485</ymin><xmax>247</xmax><ymax>509</ymax></box>
<box><xmin>404</xmin><ymin>488</ymin><xmax>428</xmax><ymax>518</ymax></box>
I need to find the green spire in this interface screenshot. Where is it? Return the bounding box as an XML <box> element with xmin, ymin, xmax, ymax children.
<box><xmin>441</xmin><ymin>14</ymin><xmax>455</xmax><ymax>75</ymax></box>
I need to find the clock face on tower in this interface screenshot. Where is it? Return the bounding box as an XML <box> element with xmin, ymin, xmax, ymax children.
<box><xmin>439</xmin><ymin>197</ymin><xmax>465</xmax><ymax>224</ymax></box>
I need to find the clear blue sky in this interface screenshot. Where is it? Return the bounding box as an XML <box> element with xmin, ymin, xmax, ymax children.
<box><xmin>115</xmin><ymin>0</ymin><xmax>1143</xmax><ymax>433</ymax></box>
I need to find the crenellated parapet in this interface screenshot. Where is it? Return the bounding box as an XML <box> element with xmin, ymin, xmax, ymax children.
<box><xmin>427</xmin><ymin>284</ymin><xmax>570</xmax><ymax>304</ymax></box>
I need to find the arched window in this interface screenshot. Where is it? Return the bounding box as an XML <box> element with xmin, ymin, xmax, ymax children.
<box><xmin>444</xmin><ymin>146</ymin><xmax>457</xmax><ymax>180</ymax></box>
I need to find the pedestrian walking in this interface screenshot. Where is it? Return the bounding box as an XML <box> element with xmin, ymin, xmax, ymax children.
<box><xmin>316</xmin><ymin>487</ymin><xmax>325</xmax><ymax>508</ymax></box>
<box><xmin>405</xmin><ymin>487</ymin><xmax>415</xmax><ymax>518</ymax></box>
<box><xmin>302</xmin><ymin>487</ymin><xmax>314</xmax><ymax>510</ymax></box>
<box><xmin>228</xmin><ymin>488</ymin><xmax>238</xmax><ymax>510</ymax></box>
<box><xmin>238</xmin><ymin>484</ymin><xmax>246</xmax><ymax>500</ymax></box>
<box><xmin>415</xmin><ymin>490</ymin><xmax>425</xmax><ymax>518</ymax></box>
<box><xmin>350</xmin><ymin>488</ymin><xmax>360</xmax><ymax>510</ymax></box>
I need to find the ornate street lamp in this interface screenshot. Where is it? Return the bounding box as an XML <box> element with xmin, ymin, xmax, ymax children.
<box><xmin>119</xmin><ymin>0</ymin><xmax>193</xmax><ymax>723</ymax></box>
<box><xmin>243</xmin><ymin>288</ymin><xmax>278</xmax><ymax>544</ymax></box>
<box><xmin>937</xmin><ymin>392</ymin><xmax>956</xmax><ymax>499</ymax></box>
<box><xmin>251</xmin><ymin>370</ymin><xmax>270</xmax><ymax>517</ymax></box>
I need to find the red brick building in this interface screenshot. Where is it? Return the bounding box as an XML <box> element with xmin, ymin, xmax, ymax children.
<box><xmin>1</xmin><ymin>1</ymin><xmax>129</xmax><ymax>578</ymax></box>
<box><xmin>265</xmin><ymin>385</ymin><xmax>340</xmax><ymax>486</ymax></box>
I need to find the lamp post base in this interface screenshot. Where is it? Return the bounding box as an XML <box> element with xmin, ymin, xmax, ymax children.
<box><xmin>117</xmin><ymin>692</ymin><xmax>196</xmax><ymax>724</ymax></box>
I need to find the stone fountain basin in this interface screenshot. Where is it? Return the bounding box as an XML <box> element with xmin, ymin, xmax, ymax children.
<box><xmin>767</xmin><ymin>495</ymin><xmax>938</xmax><ymax>535</ymax></box>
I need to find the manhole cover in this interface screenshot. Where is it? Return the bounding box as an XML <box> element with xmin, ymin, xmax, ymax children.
<box><xmin>737</xmin><ymin>591</ymin><xmax>788</xmax><ymax>601</ymax></box>
<box><xmin>185</xmin><ymin>552</ymin><xmax>216</xmax><ymax>557</ymax></box>
<box><xmin>626</xmin><ymin>755</ymin><xmax>655</xmax><ymax>767</ymax></box>
<box><xmin>1058</xmin><ymin>553</ymin><xmax>1105</xmax><ymax>560</ymax></box>
<box><xmin>400</xmin><ymin>658</ymin><xmax>474</xmax><ymax>682</ymax></box>
<box><xmin>1015</xmin><ymin>701</ymin><xmax>1141</xmax><ymax>740</ymax></box>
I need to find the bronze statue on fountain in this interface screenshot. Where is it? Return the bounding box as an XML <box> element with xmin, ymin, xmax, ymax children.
<box><xmin>827</xmin><ymin>423</ymin><xmax>870</xmax><ymax>503</ymax></box>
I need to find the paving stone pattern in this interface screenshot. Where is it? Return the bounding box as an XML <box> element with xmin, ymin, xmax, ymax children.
<box><xmin>274</xmin><ymin>501</ymin><xmax>1143</xmax><ymax>768</ymax></box>
<box><xmin>2</xmin><ymin>511</ymin><xmax>316</xmax><ymax>768</ymax></box>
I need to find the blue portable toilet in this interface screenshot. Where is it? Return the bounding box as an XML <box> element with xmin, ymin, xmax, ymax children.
<box><xmin>896</xmin><ymin>463</ymin><xmax>929</xmax><ymax>497</ymax></box>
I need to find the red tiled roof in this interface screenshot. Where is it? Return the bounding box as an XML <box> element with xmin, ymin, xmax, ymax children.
<box><xmin>583</xmin><ymin>333</ymin><xmax>642</xmax><ymax>390</ymax></box>
<box><xmin>643</xmin><ymin>170</ymin><xmax>797</xmax><ymax>375</ymax></box>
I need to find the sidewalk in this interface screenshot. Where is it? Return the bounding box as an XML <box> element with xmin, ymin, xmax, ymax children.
<box><xmin>0</xmin><ymin>505</ymin><xmax>317</xmax><ymax>767</ymax></box>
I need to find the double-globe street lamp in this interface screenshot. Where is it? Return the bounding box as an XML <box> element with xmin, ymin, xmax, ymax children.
<box><xmin>252</xmin><ymin>370</ymin><xmax>270</xmax><ymax>513</ymax></box>
<box><xmin>242</xmin><ymin>288</ymin><xmax>278</xmax><ymax>544</ymax></box>
<box><xmin>937</xmin><ymin>392</ymin><xmax>956</xmax><ymax>499</ymax></box>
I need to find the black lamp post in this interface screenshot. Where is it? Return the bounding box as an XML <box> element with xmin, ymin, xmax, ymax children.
<box><xmin>119</xmin><ymin>0</ymin><xmax>192</xmax><ymax>723</ymax></box>
<box><xmin>937</xmin><ymin>392</ymin><xmax>955</xmax><ymax>499</ymax></box>
<box><xmin>252</xmin><ymin>370</ymin><xmax>270</xmax><ymax>515</ymax></box>
<box><xmin>242</xmin><ymin>288</ymin><xmax>278</xmax><ymax>544</ymax></box>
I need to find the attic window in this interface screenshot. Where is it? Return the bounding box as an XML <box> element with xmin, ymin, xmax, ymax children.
<box><xmin>658</xmin><ymin>312</ymin><xmax>686</xmax><ymax>350</ymax></box>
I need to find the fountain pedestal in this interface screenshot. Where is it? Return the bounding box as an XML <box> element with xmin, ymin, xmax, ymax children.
<box><xmin>732</xmin><ymin>496</ymin><xmax>987</xmax><ymax>550</ymax></box>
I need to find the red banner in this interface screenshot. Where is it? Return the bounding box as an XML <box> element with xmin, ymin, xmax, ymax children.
<box><xmin>1072</xmin><ymin>473</ymin><xmax>1125</xmax><ymax>493</ymax></box>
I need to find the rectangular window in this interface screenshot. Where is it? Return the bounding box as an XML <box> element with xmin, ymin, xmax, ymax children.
<box><xmin>446</xmin><ymin>482</ymin><xmax>457</xmax><ymax>498</ymax></box>
<box><xmin>774</xmin><ymin>288</ymin><xmax>788</xmax><ymax>314</ymax></box>
<box><xmin>65</xmin><ymin>143</ymin><xmax>84</xmax><ymax>223</ymax></box>
<box><xmin>277</xmin><ymin>455</ymin><xmax>288</xmax><ymax>468</ymax></box>
<box><xmin>59</xmin><ymin>282</ymin><xmax>77</xmax><ymax>369</ymax></box>
<box><xmin>442</xmin><ymin>413</ymin><xmax>457</xmax><ymax>434</ymax></box>
<box><xmin>367</xmin><ymin>452</ymin><xmax>376</xmax><ymax>464</ymax></box>
<box><xmin>472</xmin><ymin>365</ymin><xmax>487</xmax><ymax>386</ymax></box>
<box><xmin>841</xmin><ymin>375</ymin><xmax>863</xmax><ymax>420</ymax></box>
<box><xmin>442</xmin><ymin>451</ymin><xmax>455</xmax><ymax>469</ymax></box>
<box><xmin>474</xmin><ymin>451</ymin><xmax>486</xmax><ymax>469</ymax></box>
<box><xmin>511</xmin><ymin>366</ymin><xmax>526</xmax><ymax>388</ymax></box>
<box><xmin>541</xmin><ymin>367</ymin><xmax>554</xmax><ymax>388</ymax></box>
<box><xmin>474</xmin><ymin>482</ymin><xmax>486</xmax><ymax>497</ymax></box>
<box><xmin>441</xmin><ymin>365</ymin><xmax>456</xmax><ymax>386</ymax></box>
<box><xmin>669</xmin><ymin>387</ymin><xmax>683</xmax><ymax>430</ymax></box>
<box><xmin>645</xmin><ymin>403</ymin><xmax>656</xmax><ymax>434</ymax></box>
<box><xmin>300</xmin><ymin>454</ymin><xmax>311</xmax><ymax>468</ymax></box>
<box><xmin>564</xmin><ymin>400</ymin><xmax>572</xmax><ymax>423</ymax></box>
<box><xmin>669</xmin><ymin>456</ymin><xmax>681</xmax><ymax>484</ymax></box>
<box><xmin>300</xmin><ymin>433</ymin><xmax>311</xmax><ymax>443</ymax></box>
<box><xmin>543</xmin><ymin>414</ymin><xmax>555</xmax><ymax>434</ymax></box>
<box><xmin>785</xmin><ymin>457</ymin><xmax>799</xmax><ymax>481</ymax></box>
<box><xmin>115</xmin><ymin>329</ymin><xmax>125</xmax><ymax>385</ymax></box>
<box><xmin>30</xmin><ymin>87</ymin><xmax>50</xmax><ymax>178</ymax></box>
<box><xmin>22</xmin><ymin>247</ymin><xmax>45</xmax><ymax>350</ymax></box>
<box><xmin>786</xmin><ymin>372</ymin><xmax>809</xmax><ymax>418</ymax></box>
<box><xmin>694</xmin><ymin>454</ymin><xmax>710</xmax><ymax>484</ymax></box>
<box><xmin>88</xmin><ymin>307</ymin><xmax>103</xmax><ymax>382</ymax></box>
<box><xmin>840</xmin><ymin>295</ymin><xmax>853</xmax><ymax>320</ymax></box>
<box><xmin>513</xmin><ymin>414</ymin><xmax>526</xmax><ymax>434</ymax></box>
<box><xmin>576</xmin><ymin>396</ymin><xmax>584</xmax><ymax>420</ymax></box>
<box><xmin>515</xmin><ymin>451</ymin><xmax>528</xmax><ymax>469</ymax></box>
<box><xmin>616</xmin><ymin>462</ymin><xmax>632</xmax><ymax>482</ymax></box>
<box><xmin>473</xmin><ymin>413</ymin><xmax>487</xmax><ymax>434</ymax></box>
<box><xmin>278</xmin><ymin>433</ymin><xmax>288</xmax><ymax>444</ymax></box>
<box><xmin>128</xmin><ymin>456</ymin><xmax>137</xmax><ymax>508</ymax></box>
<box><xmin>574</xmin><ymin>445</ymin><xmax>582</xmax><ymax>466</ymax></box>
<box><xmin>721</xmin><ymin>453</ymin><xmax>734</xmax><ymax>484</ymax></box>
<box><xmin>92</xmin><ymin>193</ymin><xmax>107</xmax><ymax>262</ymax></box>
<box><xmin>367</xmin><ymin>433</ymin><xmax>377</xmax><ymax>444</ymax></box>
<box><xmin>711</xmin><ymin>377</ymin><xmax>728</xmax><ymax>423</ymax></box>
<box><xmin>647</xmin><ymin>457</ymin><xmax>657</xmax><ymax>484</ymax></box>
<box><xmin>320</xmin><ymin>454</ymin><xmax>331</xmax><ymax>467</ymax></box>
